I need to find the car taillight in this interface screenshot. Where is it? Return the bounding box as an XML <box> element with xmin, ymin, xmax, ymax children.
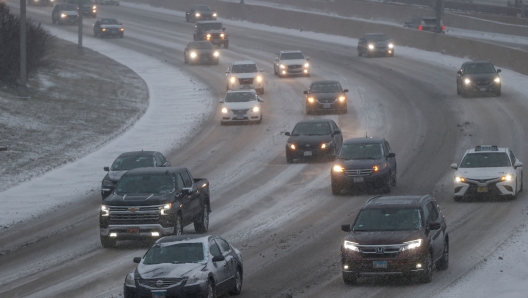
<box><xmin>418</xmin><ymin>25</ymin><xmax>423</xmax><ymax>30</ymax></box>
<box><xmin>441</xmin><ymin>24</ymin><xmax>445</xmax><ymax>31</ymax></box>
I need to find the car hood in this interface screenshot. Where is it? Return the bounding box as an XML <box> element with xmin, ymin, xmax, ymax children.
<box><xmin>224</xmin><ymin>102</ymin><xmax>259</xmax><ymax>110</ymax></box>
<box><xmin>108</xmin><ymin>170</ymin><xmax>127</xmax><ymax>182</ymax></box>
<box><xmin>279</xmin><ymin>59</ymin><xmax>307</xmax><ymax>66</ymax></box>
<box><xmin>456</xmin><ymin>167</ymin><xmax>513</xmax><ymax>179</ymax></box>
<box><xmin>189</xmin><ymin>48</ymin><xmax>215</xmax><ymax>54</ymax></box>
<box><xmin>345</xmin><ymin>230</ymin><xmax>423</xmax><ymax>245</ymax></box>
<box><xmin>230</xmin><ymin>73</ymin><xmax>258</xmax><ymax>79</ymax></box>
<box><xmin>463</xmin><ymin>73</ymin><xmax>499</xmax><ymax>80</ymax></box>
<box><xmin>100</xmin><ymin>24</ymin><xmax>122</xmax><ymax>29</ymax></box>
<box><xmin>310</xmin><ymin>92</ymin><xmax>342</xmax><ymax>101</ymax></box>
<box><xmin>137</xmin><ymin>263</ymin><xmax>206</xmax><ymax>279</ymax></box>
<box><xmin>104</xmin><ymin>192</ymin><xmax>172</xmax><ymax>206</ymax></box>
<box><xmin>287</xmin><ymin>134</ymin><xmax>333</xmax><ymax>145</ymax></box>
<box><xmin>367</xmin><ymin>40</ymin><xmax>391</xmax><ymax>46</ymax></box>
<box><xmin>202</xmin><ymin>29</ymin><xmax>224</xmax><ymax>34</ymax></box>
<box><xmin>336</xmin><ymin>157</ymin><xmax>385</xmax><ymax>169</ymax></box>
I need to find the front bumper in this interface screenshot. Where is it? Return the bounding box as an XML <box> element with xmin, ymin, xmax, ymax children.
<box><xmin>341</xmin><ymin>251</ymin><xmax>427</xmax><ymax>277</ymax></box>
<box><xmin>188</xmin><ymin>54</ymin><xmax>219</xmax><ymax>64</ymax></box>
<box><xmin>461</xmin><ymin>83</ymin><xmax>500</xmax><ymax>94</ymax></box>
<box><xmin>100</xmin><ymin>224</ymin><xmax>174</xmax><ymax>240</ymax></box>
<box><xmin>124</xmin><ymin>279</ymin><xmax>208</xmax><ymax>298</ymax></box>
<box><xmin>454</xmin><ymin>177</ymin><xmax>515</xmax><ymax>197</ymax></box>
<box><xmin>221</xmin><ymin>108</ymin><xmax>261</xmax><ymax>123</ymax></box>
<box><xmin>332</xmin><ymin>167</ymin><xmax>390</xmax><ymax>189</ymax></box>
<box><xmin>278</xmin><ymin>65</ymin><xmax>309</xmax><ymax>76</ymax></box>
<box><xmin>286</xmin><ymin>144</ymin><xmax>335</xmax><ymax>160</ymax></box>
<box><xmin>227</xmin><ymin>79</ymin><xmax>264</xmax><ymax>92</ymax></box>
<box><xmin>100</xmin><ymin>29</ymin><xmax>124</xmax><ymax>36</ymax></box>
<box><xmin>367</xmin><ymin>47</ymin><xmax>393</xmax><ymax>56</ymax></box>
<box><xmin>306</xmin><ymin>99</ymin><xmax>347</xmax><ymax>112</ymax></box>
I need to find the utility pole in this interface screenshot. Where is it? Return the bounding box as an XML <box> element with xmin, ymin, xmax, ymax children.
<box><xmin>18</xmin><ymin>0</ymin><xmax>29</xmax><ymax>98</ymax></box>
<box><xmin>77</xmin><ymin>0</ymin><xmax>83</xmax><ymax>55</ymax></box>
<box><xmin>435</xmin><ymin>0</ymin><xmax>443</xmax><ymax>33</ymax></box>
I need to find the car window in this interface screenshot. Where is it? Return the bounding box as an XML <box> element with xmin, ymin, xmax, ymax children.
<box><xmin>460</xmin><ymin>152</ymin><xmax>511</xmax><ymax>168</ymax></box>
<box><xmin>225</xmin><ymin>92</ymin><xmax>257</xmax><ymax>103</ymax></box>
<box><xmin>199</xmin><ymin>22</ymin><xmax>222</xmax><ymax>30</ymax></box>
<box><xmin>110</xmin><ymin>156</ymin><xmax>154</xmax><ymax>171</ymax></box>
<box><xmin>175</xmin><ymin>174</ymin><xmax>185</xmax><ymax>191</ymax></box>
<box><xmin>115</xmin><ymin>174</ymin><xmax>175</xmax><ymax>194</ymax></box>
<box><xmin>159</xmin><ymin>154</ymin><xmax>167</xmax><ymax>165</ymax></box>
<box><xmin>155</xmin><ymin>154</ymin><xmax>162</xmax><ymax>167</ymax></box>
<box><xmin>181</xmin><ymin>170</ymin><xmax>193</xmax><ymax>187</ymax></box>
<box><xmin>426</xmin><ymin>202</ymin><xmax>439</xmax><ymax>222</ymax></box>
<box><xmin>216</xmin><ymin>238</ymin><xmax>231</xmax><ymax>253</ymax></box>
<box><xmin>510</xmin><ymin>151</ymin><xmax>516</xmax><ymax>164</ymax></box>
<box><xmin>365</xmin><ymin>34</ymin><xmax>388</xmax><ymax>41</ymax></box>
<box><xmin>464</xmin><ymin>63</ymin><xmax>496</xmax><ymax>74</ymax></box>
<box><xmin>189</xmin><ymin>42</ymin><xmax>213</xmax><ymax>49</ymax></box>
<box><xmin>143</xmin><ymin>242</ymin><xmax>205</xmax><ymax>264</ymax></box>
<box><xmin>291</xmin><ymin>122</ymin><xmax>331</xmax><ymax>136</ymax></box>
<box><xmin>209</xmin><ymin>241</ymin><xmax>222</xmax><ymax>257</ymax></box>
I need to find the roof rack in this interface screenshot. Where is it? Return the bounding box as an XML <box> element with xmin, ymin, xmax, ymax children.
<box><xmin>475</xmin><ymin>145</ymin><xmax>498</xmax><ymax>151</ymax></box>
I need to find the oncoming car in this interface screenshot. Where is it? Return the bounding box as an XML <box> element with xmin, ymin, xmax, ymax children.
<box><xmin>184</xmin><ymin>41</ymin><xmax>219</xmax><ymax>65</ymax></box>
<box><xmin>304</xmin><ymin>80</ymin><xmax>348</xmax><ymax>114</ymax></box>
<box><xmin>451</xmin><ymin>145</ymin><xmax>523</xmax><ymax>201</ymax></box>
<box><xmin>274</xmin><ymin>50</ymin><xmax>310</xmax><ymax>77</ymax></box>
<box><xmin>456</xmin><ymin>61</ymin><xmax>502</xmax><ymax>97</ymax></box>
<box><xmin>357</xmin><ymin>33</ymin><xmax>394</xmax><ymax>57</ymax></box>
<box><xmin>220</xmin><ymin>90</ymin><xmax>263</xmax><ymax>125</ymax></box>
<box><xmin>124</xmin><ymin>235</ymin><xmax>242</xmax><ymax>298</ymax></box>
<box><xmin>93</xmin><ymin>18</ymin><xmax>124</xmax><ymax>38</ymax></box>
<box><xmin>51</xmin><ymin>4</ymin><xmax>79</xmax><ymax>25</ymax></box>
<box><xmin>226</xmin><ymin>60</ymin><xmax>265</xmax><ymax>94</ymax></box>
<box><xmin>186</xmin><ymin>5</ymin><xmax>217</xmax><ymax>22</ymax></box>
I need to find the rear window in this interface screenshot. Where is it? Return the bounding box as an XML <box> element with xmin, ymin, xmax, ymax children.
<box><xmin>421</xmin><ymin>18</ymin><xmax>437</xmax><ymax>25</ymax></box>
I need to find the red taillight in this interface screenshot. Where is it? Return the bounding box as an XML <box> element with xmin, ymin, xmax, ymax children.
<box><xmin>418</xmin><ymin>25</ymin><xmax>423</xmax><ymax>30</ymax></box>
<box><xmin>441</xmin><ymin>24</ymin><xmax>445</xmax><ymax>31</ymax></box>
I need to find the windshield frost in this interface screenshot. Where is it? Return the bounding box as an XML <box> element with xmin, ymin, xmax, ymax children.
<box><xmin>353</xmin><ymin>208</ymin><xmax>422</xmax><ymax>231</ymax></box>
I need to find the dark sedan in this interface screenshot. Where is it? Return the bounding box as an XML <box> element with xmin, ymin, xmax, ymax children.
<box><xmin>124</xmin><ymin>235</ymin><xmax>242</xmax><ymax>298</ymax></box>
<box><xmin>304</xmin><ymin>80</ymin><xmax>348</xmax><ymax>114</ymax></box>
<box><xmin>186</xmin><ymin>5</ymin><xmax>217</xmax><ymax>22</ymax></box>
<box><xmin>285</xmin><ymin>119</ymin><xmax>343</xmax><ymax>163</ymax></box>
<box><xmin>457</xmin><ymin>61</ymin><xmax>501</xmax><ymax>97</ymax></box>
<box><xmin>101</xmin><ymin>151</ymin><xmax>170</xmax><ymax>199</ymax></box>
<box><xmin>184</xmin><ymin>41</ymin><xmax>219</xmax><ymax>65</ymax></box>
<box><xmin>51</xmin><ymin>4</ymin><xmax>79</xmax><ymax>25</ymax></box>
<box><xmin>93</xmin><ymin>18</ymin><xmax>124</xmax><ymax>38</ymax></box>
<box><xmin>357</xmin><ymin>33</ymin><xmax>394</xmax><ymax>57</ymax></box>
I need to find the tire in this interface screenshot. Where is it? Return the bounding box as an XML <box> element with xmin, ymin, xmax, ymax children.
<box><xmin>357</xmin><ymin>48</ymin><xmax>362</xmax><ymax>56</ymax></box>
<box><xmin>193</xmin><ymin>34</ymin><xmax>197</xmax><ymax>41</ymax></box>
<box><xmin>100</xmin><ymin>235</ymin><xmax>116</xmax><ymax>248</ymax></box>
<box><xmin>184</xmin><ymin>55</ymin><xmax>188</xmax><ymax>64</ymax></box>
<box><xmin>495</xmin><ymin>88</ymin><xmax>501</xmax><ymax>97</ymax></box>
<box><xmin>383</xmin><ymin>173</ymin><xmax>392</xmax><ymax>193</ymax></box>
<box><xmin>454</xmin><ymin>196</ymin><xmax>462</xmax><ymax>202</ymax></box>
<box><xmin>286</xmin><ymin>153</ymin><xmax>293</xmax><ymax>164</ymax></box>
<box><xmin>120</xmin><ymin>33</ymin><xmax>124</xmax><ymax>38</ymax></box>
<box><xmin>392</xmin><ymin>170</ymin><xmax>397</xmax><ymax>187</ymax></box>
<box><xmin>174</xmin><ymin>213</ymin><xmax>183</xmax><ymax>235</ymax></box>
<box><xmin>224</xmin><ymin>42</ymin><xmax>229</xmax><ymax>49</ymax></box>
<box><xmin>186</xmin><ymin>15</ymin><xmax>190</xmax><ymax>22</ymax></box>
<box><xmin>194</xmin><ymin>203</ymin><xmax>209</xmax><ymax>233</ymax></box>
<box><xmin>94</xmin><ymin>30</ymin><xmax>98</xmax><ymax>37</ymax></box>
<box><xmin>205</xmin><ymin>279</ymin><xmax>216</xmax><ymax>298</ymax></box>
<box><xmin>420</xmin><ymin>251</ymin><xmax>433</xmax><ymax>283</ymax></box>
<box><xmin>436</xmin><ymin>240</ymin><xmax>449</xmax><ymax>271</ymax></box>
<box><xmin>456</xmin><ymin>83</ymin><xmax>461</xmax><ymax>95</ymax></box>
<box><xmin>342</xmin><ymin>272</ymin><xmax>357</xmax><ymax>285</ymax></box>
<box><xmin>228</xmin><ymin>269</ymin><xmax>243</xmax><ymax>295</ymax></box>
<box><xmin>519</xmin><ymin>172</ymin><xmax>523</xmax><ymax>192</ymax></box>
<box><xmin>306</xmin><ymin>108</ymin><xmax>311</xmax><ymax>115</ymax></box>
<box><xmin>331</xmin><ymin>181</ymin><xmax>342</xmax><ymax>195</ymax></box>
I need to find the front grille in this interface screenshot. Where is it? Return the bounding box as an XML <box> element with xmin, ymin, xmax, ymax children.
<box><xmin>109</xmin><ymin>213</ymin><xmax>159</xmax><ymax>222</ymax></box>
<box><xmin>466</xmin><ymin>177</ymin><xmax>500</xmax><ymax>185</ymax></box>
<box><xmin>288</xmin><ymin>65</ymin><xmax>302</xmax><ymax>70</ymax></box>
<box><xmin>317</xmin><ymin>98</ymin><xmax>336</xmax><ymax>104</ymax></box>
<box><xmin>231</xmin><ymin>109</ymin><xmax>249</xmax><ymax>114</ymax></box>
<box><xmin>209</xmin><ymin>33</ymin><xmax>221</xmax><ymax>39</ymax></box>
<box><xmin>109</xmin><ymin>206</ymin><xmax>159</xmax><ymax>212</ymax></box>
<box><xmin>139</xmin><ymin>278</ymin><xmax>184</xmax><ymax>288</ymax></box>
<box><xmin>359</xmin><ymin>245</ymin><xmax>401</xmax><ymax>258</ymax></box>
<box><xmin>475</xmin><ymin>79</ymin><xmax>490</xmax><ymax>86</ymax></box>
<box><xmin>345</xmin><ymin>169</ymin><xmax>374</xmax><ymax>177</ymax></box>
<box><xmin>238</xmin><ymin>78</ymin><xmax>254</xmax><ymax>85</ymax></box>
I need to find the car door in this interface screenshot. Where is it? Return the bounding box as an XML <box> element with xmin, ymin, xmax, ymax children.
<box><xmin>331</xmin><ymin>121</ymin><xmax>343</xmax><ymax>151</ymax></box>
<box><xmin>216</xmin><ymin>238</ymin><xmax>236</xmax><ymax>288</ymax></box>
<box><xmin>175</xmin><ymin>173</ymin><xmax>193</xmax><ymax>224</ymax></box>
<box><xmin>384</xmin><ymin>140</ymin><xmax>396</xmax><ymax>172</ymax></box>
<box><xmin>425</xmin><ymin>201</ymin><xmax>444</xmax><ymax>261</ymax></box>
<box><xmin>510</xmin><ymin>150</ymin><xmax>522</xmax><ymax>192</ymax></box>
<box><xmin>210</xmin><ymin>240</ymin><xmax>229</xmax><ymax>294</ymax></box>
<box><xmin>181</xmin><ymin>169</ymin><xmax>200</xmax><ymax>220</ymax></box>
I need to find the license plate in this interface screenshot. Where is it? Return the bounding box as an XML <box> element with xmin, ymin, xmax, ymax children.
<box><xmin>373</xmin><ymin>261</ymin><xmax>387</xmax><ymax>268</ymax></box>
<box><xmin>127</xmin><ymin>227</ymin><xmax>139</xmax><ymax>234</ymax></box>
<box><xmin>477</xmin><ymin>186</ymin><xmax>488</xmax><ymax>193</ymax></box>
<box><xmin>323</xmin><ymin>103</ymin><xmax>331</xmax><ymax>109</ymax></box>
<box><xmin>151</xmin><ymin>290</ymin><xmax>166</xmax><ymax>298</ymax></box>
<box><xmin>353</xmin><ymin>177</ymin><xmax>364</xmax><ymax>183</ymax></box>
<box><xmin>236</xmin><ymin>114</ymin><xmax>244</xmax><ymax>120</ymax></box>
<box><xmin>479</xmin><ymin>87</ymin><xmax>487</xmax><ymax>91</ymax></box>
<box><xmin>304</xmin><ymin>151</ymin><xmax>312</xmax><ymax>156</ymax></box>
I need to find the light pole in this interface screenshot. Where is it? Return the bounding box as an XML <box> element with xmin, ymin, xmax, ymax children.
<box><xmin>18</xmin><ymin>0</ymin><xmax>29</xmax><ymax>98</ymax></box>
<box><xmin>77</xmin><ymin>0</ymin><xmax>83</xmax><ymax>55</ymax></box>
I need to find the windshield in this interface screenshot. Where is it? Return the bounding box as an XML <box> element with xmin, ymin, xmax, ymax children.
<box><xmin>143</xmin><ymin>242</ymin><xmax>206</xmax><ymax>264</ymax></box>
<box><xmin>339</xmin><ymin>143</ymin><xmax>383</xmax><ymax>160</ymax></box>
<box><xmin>291</xmin><ymin>122</ymin><xmax>330</xmax><ymax>136</ymax></box>
<box><xmin>353</xmin><ymin>208</ymin><xmax>422</xmax><ymax>231</ymax></box>
<box><xmin>365</xmin><ymin>34</ymin><xmax>388</xmax><ymax>41</ymax></box>
<box><xmin>464</xmin><ymin>63</ymin><xmax>496</xmax><ymax>74</ymax></box>
<box><xmin>460</xmin><ymin>152</ymin><xmax>511</xmax><ymax>168</ymax></box>
<box><xmin>115</xmin><ymin>175</ymin><xmax>175</xmax><ymax>194</ymax></box>
<box><xmin>199</xmin><ymin>23</ymin><xmax>222</xmax><ymax>30</ymax></box>
<box><xmin>231</xmin><ymin>64</ymin><xmax>258</xmax><ymax>73</ymax></box>
<box><xmin>189</xmin><ymin>42</ymin><xmax>213</xmax><ymax>50</ymax></box>
<box><xmin>194</xmin><ymin>5</ymin><xmax>211</xmax><ymax>11</ymax></box>
<box><xmin>280</xmin><ymin>52</ymin><xmax>305</xmax><ymax>60</ymax></box>
<box><xmin>225</xmin><ymin>92</ymin><xmax>256</xmax><ymax>103</ymax></box>
<box><xmin>110</xmin><ymin>156</ymin><xmax>154</xmax><ymax>171</ymax></box>
<box><xmin>101</xmin><ymin>19</ymin><xmax>119</xmax><ymax>25</ymax></box>
<box><xmin>62</xmin><ymin>4</ymin><xmax>78</xmax><ymax>10</ymax></box>
<box><xmin>310</xmin><ymin>82</ymin><xmax>341</xmax><ymax>93</ymax></box>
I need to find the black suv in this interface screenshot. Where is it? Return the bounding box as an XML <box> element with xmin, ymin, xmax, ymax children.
<box><xmin>51</xmin><ymin>3</ymin><xmax>79</xmax><ymax>25</ymax></box>
<box><xmin>456</xmin><ymin>61</ymin><xmax>502</xmax><ymax>97</ymax></box>
<box><xmin>193</xmin><ymin>21</ymin><xmax>229</xmax><ymax>48</ymax></box>
<box><xmin>285</xmin><ymin>119</ymin><xmax>343</xmax><ymax>163</ymax></box>
<box><xmin>331</xmin><ymin>137</ymin><xmax>396</xmax><ymax>195</ymax></box>
<box><xmin>303</xmin><ymin>80</ymin><xmax>348</xmax><ymax>114</ymax></box>
<box><xmin>67</xmin><ymin>0</ymin><xmax>96</xmax><ymax>17</ymax></box>
<box><xmin>341</xmin><ymin>195</ymin><xmax>449</xmax><ymax>284</ymax></box>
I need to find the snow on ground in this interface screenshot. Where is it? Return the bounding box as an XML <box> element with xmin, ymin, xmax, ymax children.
<box><xmin>2</xmin><ymin>2</ymin><xmax>528</xmax><ymax>296</ymax></box>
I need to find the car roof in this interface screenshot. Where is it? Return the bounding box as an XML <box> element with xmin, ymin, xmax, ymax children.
<box><xmin>197</xmin><ymin>20</ymin><xmax>222</xmax><ymax>24</ymax></box>
<box><xmin>124</xmin><ymin>167</ymin><xmax>185</xmax><ymax>175</ymax></box>
<box><xmin>463</xmin><ymin>61</ymin><xmax>493</xmax><ymax>65</ymax></box>
<box><xmin>343</xmin><ymin>137</ymin><xmax>385</xmax><ymax>144</ymax></box>
<box><xmin>226</xmin><ymin>89</ymin><xmax>257</xmax><ymax>94</ymax></box>
<box><xmin>232</xmin><ymin>60</ymin><xmax>256</xmax><ymax>65</ymax></box>
<box><xmin>465</xmin><ymin>145</ymin><xmax>508</xmax><ymax>154</ymax></box>
<box><xmin>295</xmin><ymin>119</ymin><xmax>333</xmax><ymax>124</ymax></box>
<box><xmin>364</xmin><ymin>195</ymin><xmax>430</xmax><ymax>209</ymax></box>
<box><xmin>117</xmin><ymin>151</ymin><xmax>159</xmax><ymax>158</ymax></box>
<box><xmin>279</xmin><ymin>50</ymin><xmax>303</xmax><ymax>54</ymax></box>
<box><xmin>310</xmin><ymin>80</ymin><xmax>340</xmax><ymax>85</ymax></box>
<box><xmin>156</xmin><ymin>234</ymin><xmax>213</xmax><ymax>245</ymax></box>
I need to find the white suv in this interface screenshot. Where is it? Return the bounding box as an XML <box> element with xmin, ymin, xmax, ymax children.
<box><xmin>226</xmin><ymin>60</ymin><xmax>265</xmax><ymax>94</ymax></box>
<box><xmin>451</xmin><ymin>145</ymin><xmax>523</xmax><ymax>201</ymax></box>
<box><xmin>273</xmin><ymin>50</ymin><xmax>310</xmax><ymax>77</ymax></box>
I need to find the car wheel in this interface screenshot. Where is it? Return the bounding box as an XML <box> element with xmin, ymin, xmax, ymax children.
<box><xmin>174</xmin><ymin>213</ymin><xmax>183</xmax><ymax>235</ymax></box>
<box><xmin>420</xmin><ymin>251</ymin><xmax>433</xmax><ymax>283</ymax></box>
<box><xmin>306</xmin><ymin>108</ymin><xmax>311</xmax><ymax>115</ymax></box>
<box><xmin>454</xmin><ymin>196</ymin><xmax>462</xmax><ymax>202</ymax></box>
<box><xmin>52</xmin><ymin>17</ymin><xmax>56</xmax><ymax>24</ymax></box>
<box><xmin>357</xmin><ymin>47</ymin><xmax>361</xmax><ymax>56</ymax></box>
<box><xmin>194</xmin><ymin>203</ymin><xmax>209</xmax><ymax>233</ymax></box>
<box><xmin>384</xmin><ymin>173</ymin><xmax>392</xmax><ymax>193</ymax></box>
<box><xmin>205</xmin><ymin>279</ymin><xmax>216</xmax><ymax>298</ymax></box>
<box><xmin>186</xmin><ymin>15</ymin><xmax>190</xmax><ymax>22</ymax></box>
<box><xmin>456</xmin><ymin>83</ymin><xmax>461</xmax><ymax>95</ymax></box>
<box><xmin>519</xmin><ymin>172</ymin><xmax>523</xmax><ymax>192</ymax></box>
<box><xmin>342</xmin><ymin>272</ymin><xmax>357</xmax><ymax>285</ymax></box>
<box><xmin>436</xmin><ymin>240</ymin><xmax>449</xmax><ymax>270</ymax></box>
<box><xmin>510</xmin><ymin>181</ymin><xmax>517</xmax><ymax>200</ymax></box>
<box><xmin>224</xmin><ymin>42</ymin><xmax>229</xmax><ymax>49</ymax></box>
<box><xmin>100</xmin><ymin>235</ymin><xmax>116</xmax><ymax>248</ymax></box>
<box><xmin>184</xmin><ymin>55</ymin><xmax>188</xmax><ymax>64</ymax></box>
<box><xmin>331</xmin><ymin>180</ymin><xmax>342</xmax><ymax>196</ymax></box>
<box><xmin>392</xmin><ymin>170</ymin><xmax>397</xmax><ymax>187</ymax></box>
<box><xmin>495</xmin><ymin>88</ymin><xmax>501</xmax><ymax>97</ymax></box>
<box><xmin>274</xmin><ymin>67</ymin><xmax>278</xmax><ymax>76</ymax></box>
<box><xmin>286</xmin><ymin>153</ymin><xmax>293</xmax><ymax>164</ymax></box>
<box><xmin>193</xmin><ymin>33</ymin><xmax>197</xmax><ymax>41</ymax></box>
<box><xmin>228</xmin><ymin>269</ymin><xmax>243</xmax><ymax>295</ymax></box>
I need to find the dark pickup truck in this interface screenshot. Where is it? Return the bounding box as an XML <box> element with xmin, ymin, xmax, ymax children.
<box><xmin>193</xmin><ymin>20</ymin><xmax>229</xmax><ymax>48</ymax></box>
<box><xmin>99</xmin><ymin>167</ymin><xmax>211</xmax><ymax>248</ymax></box>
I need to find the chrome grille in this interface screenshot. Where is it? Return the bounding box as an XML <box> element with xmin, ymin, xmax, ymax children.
<box><xmin>288</xmin><ymin>65</ymin><xmax>302</xmax><ymax>70</ymax></box>
<box><xmin>139</xmin><ymin>278</ymin><xmax>184</xmax><ymax>288</ymax></box>
<box><xmin>231</xmin><ymin>109</ymin><xmax>249</xmax><ymax>114</ymax></box>
<box><xmin>238</xmin><ymin>78</ymin><xmax>254</xmax><ymax>85</ymax></box>
<box><xmin>345</xmin><ymin>169</ymin><xmax>373</xmax><ymax>177</ymax></box>
<box><xmin>359</xmin><ymin>245</ymin><xmax>401</xmax><ymax>258</ymax></box>
<box><xmin>109</xmin><ymin>213</ymin><xmax>159</xmax><ymax>222</ymax></box>
<box><xmin>109</xmin><ymin>206</ymin><xmax>159</xmax><ymax>212</ymax></box>
<box><xmin>317</xmin><ymin>98</ymin><xmax>336</xmax><ymax>104</ymax></box>
<box><xmin>475</xmin><ymin>79</ymin><xmax>490</xmax><ymax>86</ymax></box>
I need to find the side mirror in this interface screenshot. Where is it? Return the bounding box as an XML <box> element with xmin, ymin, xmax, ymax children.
<box><xmin>285</xmin><ymin>132</ymin><xmax>291</xmax><ymax>136</ymax></box>
<box><xmin>257</xmin><ymin>97</ymin><xmax>263</xmax><ymax>102</ymax></box>
<box><xmin>450</xmin><ymin>163</ymin><xmax>458</xmax><ymax>170</ymax></box>
<box><xmin>334</xmin><ymin>129</ymin><xmax>342</xmax><ymax>135</ymax></box>
<box><xmin>182</xmin><ymin>187</ymin><xmax>193</xmax><ymax>195</ymax></box>
<box><xmin>219</xmin><ymin>100</ymin><xmax>224</xmax><ymax>103</ymax></box>
<box><xmin>212</xmin><ymin>255</ymin><xmax>225</xmax><ymax>262</ymax></box>
<box><xmin>341</xmin><ymin>224</ymin><xmax>352</xmax><ymax>232</ymax></box>
<box><xmin>457</xmin><ymin>70</ymin><xmax>463</xmax><ymax>75</ymax></box>
<box><xmin>163</xmin><ymin>161</ymin><xmax>171</xmax><ymax>167</ymax></box>
<box><xmin>497</xmin><ymin>69</ymin><xmax>502</xmax><ymax>73</ymax></box>
<box><xmin>343</xmin><ymin>89</ymin><xmax>349</xmax><ymax>93</ymax></box>
<box><xmin>514</xmin><ymin>161</ymin><xmax>523</xmax><ymax>168</ymax></box>
<box><xmin>428</xmin><ymin>222</ymin><xmax>441</xmax><ymax>230</ymax></box>
<box><xmin>222</xmin><ymin>27</ymin><xmax>226</xmax><ymax>31</ymax></box>
<box><xmin>303</xmin><ymin>90</ymin><xmax>309</xmax><ymax>94</ymax></box>
<box><xmin>104</xmin><ymin>166</ymin><xmax>109</xmax><ymax>171</ymax></box>
<box><xmin>133</xmin><ymin>257</ymin><xmax>141</xmax><ymax>263</ymax></box>
<box><xmin>306</xmin><ymin>57</ymin><xmax>310</xmax><ymax>61</ymax></box>
<box><xmin>387</xmin><ymin>152</ymin><xmax>395</xmax><ymax>158</ymax></box>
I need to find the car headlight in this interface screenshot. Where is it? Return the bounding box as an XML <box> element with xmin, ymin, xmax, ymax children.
<box><xmin>307</xmin><ymin>97</ymin><xmax>315</xmax><ymax>103</ymax></box>
<box><xmin>102</xmin><ymin>180</ymin><xmax>114</xmax><ymax>187</ymax></box>
<box><xmin>252</xmin><ymin>106</ymin><xmax>260</xmax><ymax>112</ymax></box>
<box><xmin>186</xmin><ymin>272</ymin><xmax>206</xmax><ymax>284</ymax></box>
<box><xmin>494</xmin><ymin>77</ymin><xmax>501</xmax><ymax>83</ymax></box>
<box><xmin>160</xmin><ymin>203</ymin><xmax>171</xmax><ymax>215</ymax></box>
<box><xmin>304</xmin><ymin>62</ymin><xmax>309</xmax><ymax>68</ymax></box>
<box><xmin>212</xmin><ymin>13</ymin><xmax>217</xmax><ymax>17</ymax></box>
<box><xmin>321</xmin><ymin>141</ymin><xmax>332</xmax><ymax>149</ymax></box>
<box><xmin>279</xmin><ymin>64</ymin><xmax>285</xmax><ymax>69</ymax></box>
<box><xmin>333</xmin><ymin>165</ymin><xmax>344</xmax><ymax>173</ymax></box>
<box><xmin>256</xmin><ymin>75</ymin><xmax>263</xmax><ymax>82</ymax></box>
<box><xmin>344</xmin><ymin>240</ymin><xmax>359</xmax><ymax>252</ymax></box>
<box><xmin>388</xmin><ymin>43</ymin><xmax>394</xmax><ymax>49</ymax></box>
<box><xmin>372</xmin><ymin>163</ymin><xmax>386</xmax><ymax>172</ymax></box>
<box><xmin>287</xmin><ymin>143</ymin><xmax>296</xmax><ymax>150</ymax></box>
<box><xmin>220</xmin><ymin>33</ymin><xmax>225</xmax><ymax>38</ymax></box>
<box><xmin>213</xmin><ymin>51</ymin><xmax>219</xmax><ymax>57</ymax></box>
<box><xmin>368</xmin><ymin>44</ymin><xmax>374</xmax><ymax>50</ymax></box>
<box><xmin>338</xmin><ymin>96</ymin><xmax>346</xmax><ymax>102</ymax></box>
<box><xmin>195</xmin><ymin>13</ymin><xmax>201</xmax><ymax>17</ymax></box>
<box><xmin>464</xmin><ymin>78</ymin><xmax>471</xmax><ymax>85</ymax></box>
<box><xmin>501</xmin><ymin>174</ymin><xmax>513</xmax><ymax>181</ymax></box>
<box><xmin>125</xmin><ymin>272</ymin><xmax>136</xmax><ymax>287</ymax></box>
<box><xmin>61</xmin><ymin>13</ymin><xmax>67</xmax><ymax>18</ymax></box>
<box><xmin>455</xmin><ymin>176</ymin><xmax>466</xmax><ymax>182</ymax></box>
<box><xmin>206</xmin><ymin>33</ymin><xmax>211</xmax><ymax>38</ymax></box>
<box><xmin>229</xmin><ymin>77</ymin><xmax>236</xmax><ymax>84</ymax></box>
<box><xmin>101</xmin><ymin>205</ymin><xmax>110</xmax><ymax>216</ymax></box>
<box><xmin>93</xmin><ymin>5</ymin><xmax>96</xmax><ymax>9</ymax></box>
<box><xmin>401</xmin><ymin>239</ymin><xmax>422</xmax><ymax>251</ymax></box>
<box><xmin>190</xmin><ymin>52</ymin><xmax>197</xmax><ymax>59</ymax></box>
<box><xmin>102</xmin><ymin>28</ymin><xmax>106</xmax><ymax>32</ymax></box>
<box><xmin>221</xmin><ymin>107</ymin><xmax>228</xmax><ymax>114</ymax></box>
